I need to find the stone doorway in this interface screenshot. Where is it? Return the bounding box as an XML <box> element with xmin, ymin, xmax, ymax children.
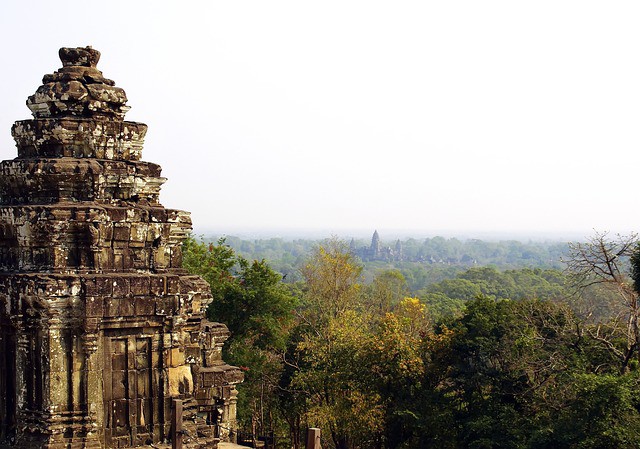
<box><xmin>103</xmin><ymin>333</ymin><xmax>160</xmax><ymax>447</ymax></box>
<box><xmin>0</xmin><ymin>326</ymin><xmax>16</xmax><ymax>443</ymax></box>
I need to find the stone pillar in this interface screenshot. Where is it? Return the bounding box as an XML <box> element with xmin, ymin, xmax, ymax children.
<box><xmin>306</xmin><ymin>428</ymin><xmax>321</xmax><ymax>449</ymax></box>
<box><xmin>81</xmin><ymin>332</ymin><xmax>101</xmax><ymax>444</ymax></box>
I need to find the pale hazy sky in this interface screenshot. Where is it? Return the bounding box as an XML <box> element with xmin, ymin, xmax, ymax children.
<box><xmin>1</xmin><ymin>1</ymin><xmax>639</xmax><ymax>239</ymax></box>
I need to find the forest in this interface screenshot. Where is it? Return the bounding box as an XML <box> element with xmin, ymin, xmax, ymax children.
<box><xmin>183</xmin><ymin>232</ymin><xmax>640</xmax><ymax>449</ymax></box>
<box><xmin>205</xmin><ymin>234</ymin><xmax>567</xmax><ymax>287</ymax></box>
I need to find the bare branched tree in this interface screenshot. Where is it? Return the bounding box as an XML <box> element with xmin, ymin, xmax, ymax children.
<box><xmin>564</xmin><ymin>231</ymin><xmax>639</xmax><ymax>372</ymax></box>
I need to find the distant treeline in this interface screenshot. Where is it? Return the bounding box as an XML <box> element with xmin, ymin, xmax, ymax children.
<box><xmin>203</xmin><ymin>234</ymin><xmax>569</xmax><ymax>291</ymax></box>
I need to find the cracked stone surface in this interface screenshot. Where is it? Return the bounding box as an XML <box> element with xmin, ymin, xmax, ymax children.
<box><xmin>0</xmin><ymin>46</ymin><xmax>243</xmax><ymax>449</ymax></box>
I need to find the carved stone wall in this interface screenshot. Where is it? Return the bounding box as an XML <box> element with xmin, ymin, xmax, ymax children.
<box><xmin>0</xmin><ymin>47</ymin><xmax>243</xmax><ymax>449</ymax></box>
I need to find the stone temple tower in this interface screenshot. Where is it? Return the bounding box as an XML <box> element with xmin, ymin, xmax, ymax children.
<box><xmin>0</xmin><ymin>47</ymin><xmax>242</xmax><ymax>448</ymax></box>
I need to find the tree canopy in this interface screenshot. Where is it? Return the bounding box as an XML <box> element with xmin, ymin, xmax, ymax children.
<box><xmin>183</xmin><ymin>233</ymin><xmax>640</xmax><ymax>449</ymax></box>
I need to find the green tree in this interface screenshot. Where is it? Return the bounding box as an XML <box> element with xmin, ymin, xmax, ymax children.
<box><xmin>183</xmin><ymin>236</ymin><xmax>297</xmax><ymax>350</ymax></box>
<box><xmin>300</xmin><ymin>238</ymin><xmax>363</xmax><ymax>321</ymax></box>
<box><xmin>367</xmin><ymin>269</ymin><xmax>409</xmax><ymax>314</ymax></box>
<box><xmin>422</xmin><ymin>296</ymin><xmax>586</xmax><ymax>448</ymax></box>
<box><xmin>420</xmin><ymin>292</ymin><xmax>465</xmax><ymax>321</ymax></box>
<box><xmin>532</xmin><ymin>373</ymin><xmax>640</xmax><ymax>449</ymax></box>
<box><xmin>367</xmin><ymin>297</ymin><xmax>430</xmax><ymax>448</ymax></box>
<box><xmin>182</xmin><ymin>237</ymin><xmax>299</xmax><ymax>442</ymax></box>
<box><xmin>292</xmin><ymin>238</ymin><xmax>383</xmax><ymax>449</ymax></box>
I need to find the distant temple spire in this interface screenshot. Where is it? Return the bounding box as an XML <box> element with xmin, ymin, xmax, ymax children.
<box><xmin>370</xmin><ymin>230</ymin><xmax>381</xmax><ymax>257</ymax></box>
<box><xmin>352</xmin><ymin>230</ymin><xmax>403</xmax><ymax>262</ymax></box>
<box><xmin>395</xmin><ymin>239</ymin><xmax>403</xmax><ymax>259</ymax></box>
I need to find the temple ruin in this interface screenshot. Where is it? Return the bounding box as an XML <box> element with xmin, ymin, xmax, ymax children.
<box><xmin>0</xmin><ymin>47</ymin><xmax>243</xmax><ymax>448</ymax></box>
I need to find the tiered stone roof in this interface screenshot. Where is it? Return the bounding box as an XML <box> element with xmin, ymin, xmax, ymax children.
<box><xmin>0</xmin><ymin>46</ymin><xmax>242</xmax><ymax>449</ymax></box>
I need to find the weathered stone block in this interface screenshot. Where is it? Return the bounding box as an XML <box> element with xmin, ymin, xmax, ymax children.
<box><xmin>168</xmin><ymin>366</ymin><xmax>193</xmax><ymax>396</ymax></box>
<box><xmin>156</xmin><ymin>296</ymin><xmax>177</xmax><ymax>315</ymax></box>
<box><xmin>104</xmin><ymin>298</ymin><xmax>120</xmax><ymax>316</ymax></box>
<box><xmin>119</xmin><ymin>298</ymin><xmax>135</xmax><ymax>316</ymax></box>
<box><xmin>170</xmin><ymin>348</ymin><xmax>185</xmax><ymax>367</ymax></box>
<box><xmin>112</xmin><ymin>224</ymin><xmax>129</xmax><ymax>242</ymax></box>
<box><xmin>85</xmin><ymin>296</ymin><xmax>103</xmax><ymax>317</ymax></box>
<box><xmin>95</xmin><ymin>276</ymin><xmax>113</xmax><ymax>296</ymax></box>
<box><xmin>129</xmin><ymin>276</ymin><xmax>150</xmax><ymax>296</ymax></box>
<box><xmin>166</xmin><ymin>276</ymin><xmax>180</xmax><ymax>294</ymax></box>
<box><xmin>134</xmin><ymin>296</ymin><xmax>154</xmax><ymax>316</ymax></box>
<box><xmin>111</xmin><ymin>278</ymin><xmax>129</xmax><ymax>298</ymax></box>
<box><xmin>150</xmin><ymin>276</ymin><xmax>165</xmax><ymax>296</ymax></box>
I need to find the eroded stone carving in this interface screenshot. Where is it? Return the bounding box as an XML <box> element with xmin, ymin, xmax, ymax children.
<box><xmin>0</xmin><ymin>46</ymin><xmax>243</xmax><ymax>449</ymax></box>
